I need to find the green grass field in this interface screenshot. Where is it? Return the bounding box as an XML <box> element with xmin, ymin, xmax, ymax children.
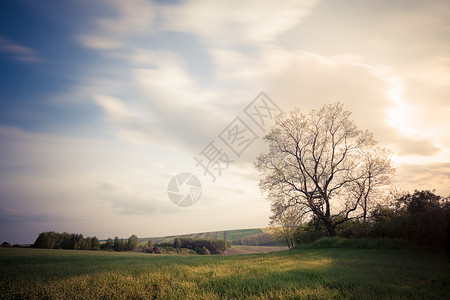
<box><xmin>1</xmin><ymin>247</ymin><xmax>449</xmax><ymax>299</ymax></box>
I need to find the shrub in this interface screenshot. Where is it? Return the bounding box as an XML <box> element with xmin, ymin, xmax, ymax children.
<box><xmin>370</xmin><ymin>190</ymin><xmax>450</xmax><ymax>250</ymax></box>
<box><xmin>293</xmin><ymin>220</ymin><xmax>327</xmax><ymax>245</ymax></box>
<box><xmin>180</xmin><ymin>238</ymin><xmax>229</xmax><ymax>254</ymax></box>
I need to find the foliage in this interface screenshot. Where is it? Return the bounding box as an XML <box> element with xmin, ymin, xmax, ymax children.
<box><xmin>157</xmin><ymin>242</ymin><xmax>173</xmax><ymax>248</ymax></box>
<box><xmin>1</xmin><ymin>247</ymin><xmax>448</xmax><ymax>299</ymax></box>
<box><xmin>256</xmin><ymin>103</ymin><xmax>394</xmax><ymax>236</ymax></box>
<box><xmin>293</xmin><ymin>190</ymin><xmax>450</xmax><ymax>252</ymax></box>
<box><xmin>370</xmin><ymin>190</ymin><xmax>450</xmax><ymax>250</ymax></box>
<box><xmin>113</xmin><ymin>237</ymin><xmax>127</xmax><ymax>251</ymax></box>
<box><xmin>269</xmin><ymin>204</ymin><xmax>306</xmax><ymax>248</ymax></box>
<box><xmin>180</xmin><ymin>238</ymin><xmax>230</xmax><ymax>254</ymax></box>
<box><xmin>103</xmin><ymin>238</ymin><xmax>114</xmax><ymax>250</ymax></box>
<box><xmin>173</xmin><ymin>237</ymin><xmax>182</xmax><ymax>248</ymax></box>
<box><xmin>336</xmin><ymin>219</ymin><xmax>370</xmax><ymax>238</ymax></box>
<box><xmin>293</xmin><ymin>218</ymin><xmax>327</xmax><ymax>245</ymax></box>
<box><xmin>33</xmin><ymin>231</ymin><xmax>100</xmax><ymax>250</ymax></box>
<box><xmin>127</xmin><ymin>235</ymin><xmax>138</xmax><ymax>250</ymax></box>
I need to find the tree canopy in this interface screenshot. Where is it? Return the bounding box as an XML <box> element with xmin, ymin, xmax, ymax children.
<box><xmin>256</xmin><ymin>103</ymin><xmax>394</xmax><ymax>236</ymax></box>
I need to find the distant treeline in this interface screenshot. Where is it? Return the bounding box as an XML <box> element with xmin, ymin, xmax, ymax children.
<box><xmin>0</xmin><ymin>242</ymin><xmax>25</xmax><ymax>248</ymax></box>
<box><xmin>30</xmin><ymin>232</ymin><xmax>230</xmax><ymax>255</ymax></box>
<box><xmin>233</xmin><ymin>233</ymin><xmax>277</xmax><ymax>246</ymax></box>
<box><xmin>33</xmin><ymin>232</ymin><xmax>101</xmax><ymax>250</ymax></box>
<box><xmin>101</xmin><ymin>235</ymin><xmax>138</xmax><ymax>251</ymax></box>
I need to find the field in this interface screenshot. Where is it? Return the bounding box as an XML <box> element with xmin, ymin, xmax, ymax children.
<box><xmin>137</xmin><ymin>228</ymin><xmax>265</xmax><ymax>245</ymax></box>
<box><xmin>223</xmin><ymin>245</ymin><xmax>288</xmax><ymax>255</ymax></box>
<box><xmin>1</xmin><ymin>247</ymin><xmax>449</xmax><ymax>299</ymax></box>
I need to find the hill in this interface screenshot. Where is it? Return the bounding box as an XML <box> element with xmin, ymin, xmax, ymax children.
<box><xmin>138</xmin><ymin>228</ymin><xmax>269</xmax><ymax>245</ymax></box>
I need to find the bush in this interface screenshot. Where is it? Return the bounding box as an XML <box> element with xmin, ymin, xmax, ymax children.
<box><xmin>180</xmin><ymin>238</ymin><xmax>229</xmax><ymax>254</ymax></box>
<box><xmin>293</xmin><ymin>220</ymin><xmax>327</xmax><ymax>245</ymax></box>
<box><xmin>195</xmin><ymin>246</ymin><xmax>210</xmax><ymax>255</ymax></box>
<box><xmin>370</xmin><ymin>190</ymin><xmax>450</xmax><ymax>250</ymax></box>
<box><xmin>336</xmin><ymin>220</ymin><xmax>370</xmax><ymax>238</ymax></box>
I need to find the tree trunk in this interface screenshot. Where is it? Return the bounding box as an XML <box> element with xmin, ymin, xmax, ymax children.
<box><xmin>285</xmin><ymin>236</ymin><xmax>291</xmax><ymax>249</ymax></box>
<box><xmin>325</xmin><ymin>223</ymin><xmax>337</xmax><ymax>236</ymax></box>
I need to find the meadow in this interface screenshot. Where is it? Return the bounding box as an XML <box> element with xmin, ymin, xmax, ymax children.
<box><xmin>1</xmin><ymin>246</ymin><xmax>449</xmax><ymax>299</ymax></box>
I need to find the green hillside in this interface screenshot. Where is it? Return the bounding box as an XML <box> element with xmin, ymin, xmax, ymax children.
<box><xmin>139</xmin><ymin>228</ymin><xmax>264</xmax><ymax>245</ymax></box>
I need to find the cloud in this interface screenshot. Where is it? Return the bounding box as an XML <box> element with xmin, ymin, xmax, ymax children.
<box><xmin>78</xmin><ymin>35</ymin><xmax>123</xmax><ymax>50</ymax></box>
<box><xmin>160</xmin><ymin>0</ymin><xmax>320</xmax><ymax>45</ymax></box>
<box><xmin>94</xmin><ymin>95</ymin><xmax>138</xmax><ymax>124</ymax></box>
<box><xmin>0</xmin><ymin>208</ymin><xmax>65</xmax><ymax>226</ymax></box>
<box><xmin>396</xmin><ymin>162</ymin><xmax>450</xmax><ymax>196</ymax></box>
<box><xmin>129</xmin><ymin>49</ymin><xmax>239</xmax><ymax>150</ymax></box>
<box><xmin>77</xmin><ymin>0</ymin><xmax>155</xmax><ymax>50</ymax></box>
<box><xmin>394</xmin><ymin>137</ymin><xmax>440</xmax><ymax>156</ymax></box>
<box><xmin>0</xmin><ymin>35</ymin><xmax>42</xmax><ymax>62</ymax></box>
<box><xmin>95</xmin><ymin>180</ymin><xmax>178</xmax><ymax>215</ymax></box>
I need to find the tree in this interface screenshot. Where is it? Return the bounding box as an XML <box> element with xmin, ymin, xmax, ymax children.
<box><xmin>269</xmin><ymin>199</ymin><xmax>307</xmax><ymax>248</ymax></box>
<box><xmin>105</xmin><ymin>238</ymin><xmax>114</xmax><ymax>250</ymax></box>
<box><xmin>351</xmin><ymin>148</ymin><xmax>394</xmax><ymax>223</ymax></box>
<box><xmin>127</xmin><ymin>234</ymin><xmax>138</xmax><ymax>250</ymax></box>
<box><xmin>113</xmin><ymin>236</ymin><xmax>124</xmax><ymax>251</ymax></box>
<box><xmin>1</xmin><ymin>242</ymin><xmax>11</xmax><ymax>247</ymax></box>
<box><xmin>91</xmin><ymin>237</ymin><xmax>100</xmax><ymax>250</ymax></box>
<box><xmin>256</xmin><ymin>103</ymin><xmax>394</xmax><ymax>236</ymax></box>
<box><xmin>33</xmin><ymin>231</ymin><xmax>59</xmax><ymax>249</ymax></box>
<box><xmin>371</xmin><ymin>190</ymin><xmax>450</xmax><ymax>250</ymax></box>
<box><xmin>173</xmin><ymin>237</ymin><xmax>181</xmax><ymax>248</ymax></box>
<box><xmin>147</xmin><ymin>239</ymin><xmax>154</xmax><ymax>248</ymax></box>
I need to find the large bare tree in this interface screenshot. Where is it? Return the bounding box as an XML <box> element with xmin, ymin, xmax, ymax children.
<box><xmin>256</xmin><ymin>103</ymin><xmax>394</xmax><ymax>236</ymax></box>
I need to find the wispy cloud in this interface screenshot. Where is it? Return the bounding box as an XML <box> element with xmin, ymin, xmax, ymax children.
<box><xmin>0</xmin><ymin>35</ymin><xmax>42</xmax><ymax>62</ymax></box>
<box><xmin>160</xmin><ymin>0</ymin><xmax>320</xmax><ymax>45</ymax></box>
<box><xmin>77</xmin><ymin>0</ymin><xmax>155</xmax><ymax>50</ymax></box>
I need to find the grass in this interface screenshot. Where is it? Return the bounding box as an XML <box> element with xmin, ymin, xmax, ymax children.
<box><xmin>297</xmin><ymin>237</ymin><xmax>413</xmax><ymax>250</ymax></box>
<box><xmin>1</xmin><ymin>247</ymin><xmax>449</xmax><ymax>299</ymax></box>
<box><xmin>223</xmin><ymin>228</ymin><xmax>263</xmax><ymax>241</ymax></box>
<box><xmin>135</xmin><ymin>228</ymin><xmax>265</xmax><ymax>246</ymax></box>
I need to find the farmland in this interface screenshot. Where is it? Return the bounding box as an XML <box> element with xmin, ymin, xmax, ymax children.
<box><xmin>137</xmin><ymin>228</ymin><xmax>265</xmax><ymax>245</ymax></box>
<box><xmin>1</xmin><ymin>246</ymin><xmax>449</xmax><ymax>299</ymax></box>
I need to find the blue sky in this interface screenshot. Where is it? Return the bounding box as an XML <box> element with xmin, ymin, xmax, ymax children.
<box><xmin>1</xmin><ymin>0</ymin><xmax>449</xmax><ymax>244</ymax></box>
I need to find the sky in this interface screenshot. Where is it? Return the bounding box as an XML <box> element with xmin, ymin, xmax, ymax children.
<box><xmin>1</xmin><ymin>0</ymin><xmax>449</xmax><ymax>244</ymax></box>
